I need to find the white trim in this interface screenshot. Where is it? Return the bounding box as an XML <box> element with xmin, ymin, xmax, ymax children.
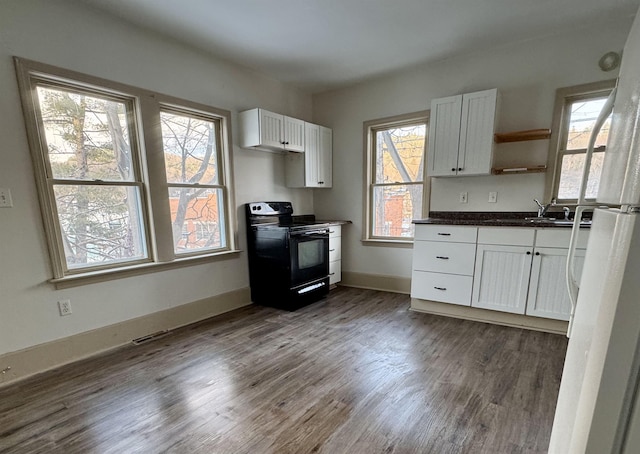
<box><xmin>0</xmin><ymin>287</ymin><xmax>251</xmax><ymax>387</ymax></box>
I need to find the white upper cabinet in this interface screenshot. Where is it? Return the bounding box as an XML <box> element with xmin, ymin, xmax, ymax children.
<box><xmin>285</xmin><ymin>122</ymin><xmax>332</xmax><ymax>188</ymax></box>
<box><xmin>239</xmin><ymin>108</ymin><xmax>305</xmax><ymax>152</ymax></box>
<box><xmin>428</xmin><ymin>88</ymin><xmax>498</xmax><ymax>177</ymax></box>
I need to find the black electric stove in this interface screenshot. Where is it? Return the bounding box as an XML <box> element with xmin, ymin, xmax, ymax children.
<box><xmin>245</xmin><ymin>202</ymin><xmax>330</xmax><ymax>310</ymax></box>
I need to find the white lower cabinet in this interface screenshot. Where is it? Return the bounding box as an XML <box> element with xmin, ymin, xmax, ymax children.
<box><xmin>329</xmin><ymin>225</ymin><xmax>341</xmax><ymax>285</ymax></box>
<box><xmin>411</xmin><ymin>225</ymin><xmax>478</xmax><ymax>306</ymax></box>
<box><xmin>472</xmin><ymin>244</ymin><xmax>533</xmax><ymax>314</ymax></box>
<box><xmin>412</xmin><ymin>224</ymin><xmax>590</xmax><ymax>322</ymax></box>
<box><xmin>526</xmin><ymin>247</ymin><xmax>586</xmax><ymax>321</ymax></box>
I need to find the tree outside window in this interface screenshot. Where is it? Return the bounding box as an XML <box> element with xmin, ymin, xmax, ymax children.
<box><xmin>366</xmin><ymin>113</ymin><xmax>428</xmax><ymax>241</ymax></box>
<box><xmin>16</xmin><ymin>58</ymin><xmax>236</xmax><ymax>280</ymax></box>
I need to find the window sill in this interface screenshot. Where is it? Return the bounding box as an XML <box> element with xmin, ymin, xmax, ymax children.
<box><xmin>49</xmin><ymin>249</ymin><xmax>242</xmax><ymax>289</ymax></box>
<box><xmin>361</xmin><ymin>238</ymin><xmax>414</xmax><ymax>248</ymax></box>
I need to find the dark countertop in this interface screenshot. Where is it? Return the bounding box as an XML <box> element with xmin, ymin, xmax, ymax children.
<box><xmin>413</xmin><ymin>211</ymin><xmax>592</xmax><ymax>228</ymax></box>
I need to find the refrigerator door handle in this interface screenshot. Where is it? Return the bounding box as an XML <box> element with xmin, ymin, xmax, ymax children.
<box><xmin>566</xmin><ymin>206</ymin><xmax>587</xmax><ymax>337</ymax></box>
<box><xmin>565</xmin><ymin>86</ymin><xmax>617</xmax><ymax>338</ymax></box>
<box><xmin>576</xmin><ymin>86</ymin><xmax>617</xmax><ymax>205</ymax></box>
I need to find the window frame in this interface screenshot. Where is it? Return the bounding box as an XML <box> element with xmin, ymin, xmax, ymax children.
<box><xmin>362</xmin><ymin>111</ymin><xmax>430</xmax><ymax>245</ymax></box>
<box><xmin>545</xmin><ymin>79</ymin><xmax>616</xmax><ymax>204</ymax></box>
<box><xmin>158</xmin><ymin>104</ymin><xmax>230</xmax><ymax>257</ymax></box>
<box><xmin>15</xmin><ymin>57</ymin><xmax>238</xmax><ymax>287</ymax></box>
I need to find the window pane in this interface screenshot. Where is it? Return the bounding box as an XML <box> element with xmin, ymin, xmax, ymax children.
<box><xmin>169</xmin><ymin>187</ymin><xmax>225</xmax><ymax>253</ymax></box>
<box><xmin>372</xmin><ymin>184</ymin><xmax>423</xmax><ymax>238</ymax></box>
<box><xmin>375</xmin><ymin>124</ymin><xmax>426</xmax><ymax>184</ymax></box>
<box><xmin>161</xmin><ymin>111</ymin><xmax>219</xmax><ymax>185</ymax></box>
<box><xmin>53</xmin><ymin>185</ymin><xmax>147</xmax><ymax>269</ymax></box>
<box><xmin>557</xmin><ymin>152</ymin><xmax>604</xmax><ymax>199</ymax></box>
<box><xmin>566</xmin><ymin>98</ymin><xmax>611</xmax><ymax>150</ymax></box>
<box><xmin>36</xmin><ymin>86</ymin><xmax>134</xmax><ymax>181</ymax></box>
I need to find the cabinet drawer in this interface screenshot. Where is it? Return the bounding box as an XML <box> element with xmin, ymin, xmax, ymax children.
<box><xmin>414</xmin><ymin>225</ymin><xmax>477</xmax><ymax>243</ymax></box>
<box><xmin>413</xmin><ymin>241</ymin><xmax>476</xmax><ymax>275</ymax></box>
<box><xmin>535</xmin><ymin>228</ymin><xmax>590</xmax><ymax>249</ymax></box>
<box><xmin>329</xmin><ymin>236</ymin><xmax>341</xmax><ymax>262</ymax></box>
<box><xmin>411</xmin><ymin>271</ymin><xmax>473</xmax><ymax>306</ymax></box>
<box><xmin>329</xmin><ymin>260</ymin><xmax>341</xmax><ymax>285</ymax></box>
<box><xmin>477</xmin><ymin>227</ymin><xmax>534</xmax><ymax>246</ymax></box>
<box><xmin>329</xmin><ymin>225</ymin><xmax>341</xmax><ymax>238</ymax></box>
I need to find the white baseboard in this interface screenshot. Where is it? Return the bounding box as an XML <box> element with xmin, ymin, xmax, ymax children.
<box><xmin>341</xmin><ymin>271</ymin><xmax>411</xmax><ymax>294</ymax></box>
<box><xmin>0</xmin><ymin>287</ymin><xmax>251</xmax><ymax>387</ymax></box>
<box><xmin>410</xmin><ymin>297</ymin><xmax>568</xmax><ymax>335</ymax></box>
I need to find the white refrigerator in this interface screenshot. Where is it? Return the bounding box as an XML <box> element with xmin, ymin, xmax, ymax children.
<box><xmin>549</xmin><ymin>6</ymin><xmax>640</xmax><ymax>454</ymax></box>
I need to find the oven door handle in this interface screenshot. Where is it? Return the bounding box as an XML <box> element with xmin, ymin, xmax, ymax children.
<box><xmin>293</xmin><ymin>229</ymin><xmax>329</xmax><ymax>236</ymax></box>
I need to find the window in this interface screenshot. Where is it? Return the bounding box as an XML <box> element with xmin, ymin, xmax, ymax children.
<box><xmin>547</xmin><ymin>80</ymin><xmax>615</xmax><ymax>202</ymax></box>
<box><xmin>15</xmin><ymin>58</ymin><xmax>236</xmax><ymax>282</ymax></box>
<box><xmin>160</xmin><ymin>109</ymin><xmax>227</xmax><ymax>255</ymax></box>
<box><xmin>364</xmin><ymin>112</ymin><xmax>429</xmax><ymax>241</ymax></box>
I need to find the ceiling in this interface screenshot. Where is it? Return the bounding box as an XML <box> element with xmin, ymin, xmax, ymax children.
<box><xmin>81</xmin><ymin>0</ymin><xmax>640</xmax><ymax>93</ymax></box>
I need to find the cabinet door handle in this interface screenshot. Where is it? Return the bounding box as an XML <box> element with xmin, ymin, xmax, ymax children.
<box><xmin>526</xmin><ymin>251</ymin><xmax>531</xmax><ymax>255</ymax></box>
<box><xmin>436</xmin><ymin>256</ymin><xmax>449</xmax><ymax>260</ymax></box>
<box><xmin>434</xmin><ymin>286</ymin><xmax>447</xmax><ymax>291</ymax></box>
<box><xmin>451</xmin><ymin>168</ymin><xmax>456</xmax><ymax>172</ymax></box>
<box><xmin>329</xmin><ymin>249</ymin><xmax>336</xmax><ymax>252</ymax></box>
<box><xmin>329</xmin><ymin>230</ymin><xmax>335</xmax><ymax>234</ymax></box>
<box><xmin>458</xmin><ymin>167</ymin><xmax>463</xmax><ymax>171</ymax></box>
<box><xmin>535</xmin><ymin>252</ymin><xmax>540</xmax><ymax>256</ymax></box>
<box><xmin>329</xmin><ymin>272</ymin><xmax>336</xmax><ymax>276</ymax></box>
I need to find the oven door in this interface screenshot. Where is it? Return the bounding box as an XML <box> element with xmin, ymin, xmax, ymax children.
<box><xmin>289</xmin><ymin>229</ymin><xmax>329</xmax><ymax>287</ymax></box>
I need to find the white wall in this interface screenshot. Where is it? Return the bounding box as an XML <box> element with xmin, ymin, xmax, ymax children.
<box><xmin>0</xmin><ymin>0</ymin><xmax>314</xmax><ymax>355</ymax></box>
<box><xmin>312</xmin><ymin>21</ymin><xmax>632</xmax><ymax>280</ymax></box>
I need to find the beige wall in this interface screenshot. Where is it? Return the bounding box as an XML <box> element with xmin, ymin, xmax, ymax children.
<box><xmin>0</xmin><ymin>0</ymin><xmax>314</xmax><ymax>356</ymax></box>
<box><xmin>312</xmin><ymin>20</ymin><xmax>632</xmax><ymax>280</ymax></box>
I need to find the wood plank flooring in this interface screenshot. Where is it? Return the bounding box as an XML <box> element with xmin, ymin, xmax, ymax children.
<box><xmin>0</xmin><ymin>287</ymin><xmax>567</xmax><ymax>453</ymax></box>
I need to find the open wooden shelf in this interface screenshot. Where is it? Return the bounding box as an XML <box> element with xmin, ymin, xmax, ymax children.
<box><xmin>492</xmin><ymin>165</ymin><xmax>547</xmax><ymax>175</ymax></box>
<box><xmin>494</xmin><ymin>129</ymin><xmax>551</xmax><ymax>143</ymax></box>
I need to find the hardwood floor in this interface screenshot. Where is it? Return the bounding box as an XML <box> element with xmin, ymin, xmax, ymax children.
<box><xmin>0</xmin><ymin>287</ymin><xmax>567</xmax><ymax>453</ymax></box>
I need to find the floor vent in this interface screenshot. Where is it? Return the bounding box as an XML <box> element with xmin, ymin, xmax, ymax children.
<box><xmin>132</xmin><ymin>330</ymin><xmax>171</xmax><ymax>345</ymax></box>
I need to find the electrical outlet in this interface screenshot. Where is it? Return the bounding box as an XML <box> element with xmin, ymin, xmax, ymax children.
<box><xmin>0</xmin><ymin>188</ymin><xmax>13</xmax><ymax>208</ymax></box>
<box><xmin>488</xmin><ymin>191</ymin><xmax>498</xmax><ymax>203</ymax></box>
<box><xmin>459</xmin><ymin>192</ymin><xmax>468</xmax><ymax>204</ymax></box>
<box><xmin>58</xmin><ymin>299</ymin><xmax>72</xmax><ymax>316</ymax></box>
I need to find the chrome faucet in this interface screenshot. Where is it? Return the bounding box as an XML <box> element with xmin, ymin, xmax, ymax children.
<box><xmin>534</xmin><ymin>197</ymin><xmax>556</xmax><ymax>218</ymax></box>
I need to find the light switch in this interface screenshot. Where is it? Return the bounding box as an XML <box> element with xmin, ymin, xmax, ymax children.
<box><xmin>0</xmin><ymin>188</ymin><xmax>13</xmax><ymax>207</ymax></box>
<box><xmin>488</xmin><ymin>191</ymin><xmax>498</xmax><ymax>203</ymax></box>
<box><xmin>459</xmin><ymin>192</ymin><xmax>468</xmax><ymax>204</ymax></box>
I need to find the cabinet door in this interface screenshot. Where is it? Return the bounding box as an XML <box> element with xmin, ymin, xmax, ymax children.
<box><xmin>318</xmin><ymin>126</ymin><xmax>332</xmax><ymax>187</ymax></box>
<box><xmin>472</xmin><ymin>244</ymin><xmax>533</xmax><ymax>314</ymax></box>
<box><xmin>458</xmin><ymin>89</ymin><xmax>497</xmax><ymax>176</ymax></box>
<box><xmin>526</xmin><ymin>247</ymin><xmax>586</xmax><ymax>321</ymax></box>
<box><xmin>284</xmin><ymin>116</ymin><xmax>305</xmax><ymax>152</ymax></box>
<box><xmin>304</xmin><ymin>123</ymin><xmax>320</xmax><ymax>187</ymax></box>
<box><xmin>428</xmin><ymin>95</ymin><xmax>462</xmax><ymax>176</ymax></box>
<box><xmin>258</xmin><ymin>109</ymin><xmax>285</xmax><ymax>149</ymax></box>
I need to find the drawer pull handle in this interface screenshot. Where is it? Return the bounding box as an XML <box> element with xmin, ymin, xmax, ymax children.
<box><xmin>434</xmin><ymin>286</ymin><xmax>447</xmax><ymax>291</ymax></box>
<box><xmin>437</xmin><ymin>233</ymin><xmax>451</xmax><ymax>236</ymax></box>
<box><xmin>436</xmin><ymin>256</ymin><xmax>449</xmax><ymax>260</ymax></box>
